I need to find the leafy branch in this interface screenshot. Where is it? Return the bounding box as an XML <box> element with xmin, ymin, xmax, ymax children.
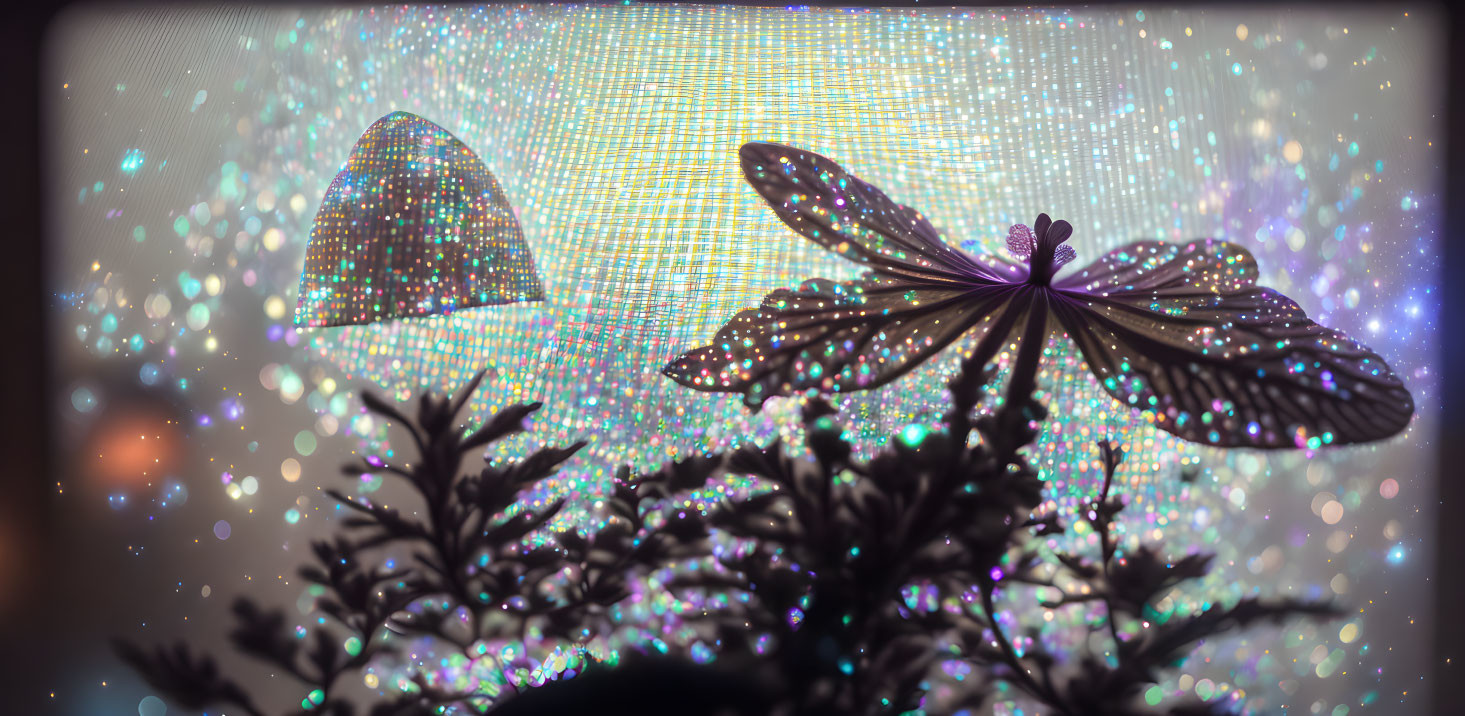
<box><xmin>119</xmin><ymin>358</ymin><xmax>1341</xmax><ymax>716</ymax></box>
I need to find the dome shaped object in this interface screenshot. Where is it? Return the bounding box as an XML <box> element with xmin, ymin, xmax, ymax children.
<box><xmin>294</xmin><ymin>112</ymin><xmax>543</xmax><ymax>328</ymax></box>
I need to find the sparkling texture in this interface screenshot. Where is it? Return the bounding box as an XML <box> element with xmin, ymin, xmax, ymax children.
<box><xmin>45</xmin><ymin>5</ymin><xmax>1441</xmax><ymax>714</ymax></box>
<box><xmin>294</xmin><ymin>111</ymin><xmax>543</xmax><ymax>327</ymax></box>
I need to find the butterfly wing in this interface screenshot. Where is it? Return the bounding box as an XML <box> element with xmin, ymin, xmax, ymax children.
<box><xmin>663</xmin><ymin>273</ymin><xmax>1021</xmax><ymax>409</ymax></box>
<box><xmin>739</xmin><ymin>142</ymin><xmax>1022</xmax><ymax>285</ymax></box>
<box><xmin>1053</xmin><ymin>241</ymin><xmax>1412</xmax><ymax>447</ymax></box>
<box><xmin>1052</xmin><ymin>239</ymin><xmax>1258</xmax><ymax>297</ymax></box>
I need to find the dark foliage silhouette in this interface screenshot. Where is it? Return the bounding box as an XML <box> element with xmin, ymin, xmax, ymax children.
<box><xmin>120</xmin><ymin>344</ymin><xmax>1340</xmax><ymax>714</ymax></box>
<box><xmin>119</xmin><ymin>371</ymin><xmax>603</xmax><ymax>716</ymax></box>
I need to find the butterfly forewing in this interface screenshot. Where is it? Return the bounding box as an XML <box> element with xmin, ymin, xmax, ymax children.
<box><xmin>663</xmin><ymin>274</ymin><xmax>1020</xmax><ymax>408</ymax></box>
<box><xmin>1052</xmin><ymin>285</ymin><xmax>1412</xmax><ymax>448</ymax></box>
<box><xmin>739</xmin><ymin>142</ymin><xmax>1019</xmax><ymax>285</ymax></box>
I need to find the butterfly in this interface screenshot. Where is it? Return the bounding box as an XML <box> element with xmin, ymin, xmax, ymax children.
<box><xmin>663</xmin><ymin>142</ymin><xmax>1414</xmax><ymax>449</ymax></box>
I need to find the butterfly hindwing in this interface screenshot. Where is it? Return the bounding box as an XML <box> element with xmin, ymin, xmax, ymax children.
<box><xmin>1052</xmin><ymin>285</ymin><xmax>1412</xmax><ymax>448</ymax></box>
<box><xmin>1054</xmin><ymin>239</ymin><xmax>1258</xmax><ymax>298</ymax></box>
<box><xmin>663</xmin><ymin>274</ymin><xmax>1019</xmax><ymax>408</ymax></box>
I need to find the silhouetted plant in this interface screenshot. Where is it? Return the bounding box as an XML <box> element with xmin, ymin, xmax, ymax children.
<box><xmin>118</xmin><ymin>371</ymin><xmax>606</xmax><ymax>715</ymax></box>
<box><xmin>119</xmin><ymin>354</ymin><xmax>1340</xmax><ymax>715</ymax></box>
<box><xmin>552</xmin><ymin>347</ymin><xmax>1340</xmax><ymax>715</ymax></box>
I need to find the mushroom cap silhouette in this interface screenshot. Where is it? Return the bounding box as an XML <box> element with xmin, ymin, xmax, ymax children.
<box><xmin>294</xmin><ymin>111</ymin><xmax>543</xmax><ymax>328</ymax></box>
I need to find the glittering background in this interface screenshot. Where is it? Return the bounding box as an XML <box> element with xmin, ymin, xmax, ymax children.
<box><xmin>42</xmin><ymin>4</ymin><xmax>1440</xmax><ymax>714</ymax></box>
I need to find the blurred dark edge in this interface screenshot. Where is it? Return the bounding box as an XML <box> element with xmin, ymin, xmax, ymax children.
<box><xmin>1436</xmin><ymin>0</ymin><xmax>1465</xmax><ymax>713</ymax></box>
<box><xmin>2</xmin><ymin>0</ymin><xmax>1461</xmax><ymax>714</ymax></box>
<box><xmin>2</xmin><ymin>1</ymin><xmax>58</xmax><ymax>714</ymax></box>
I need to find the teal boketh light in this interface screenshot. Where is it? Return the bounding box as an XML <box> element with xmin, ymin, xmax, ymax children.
<box><xmin>294</xmin><ymin>112</ymin><xmax>543</xmax><ymax>328</ymax></box>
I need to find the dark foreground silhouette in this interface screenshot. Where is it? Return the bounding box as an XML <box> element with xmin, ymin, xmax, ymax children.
<box><xmin>119</xmin><ymin>354</ymin><xmax>1340</xmax><ymax>715</ymax></box>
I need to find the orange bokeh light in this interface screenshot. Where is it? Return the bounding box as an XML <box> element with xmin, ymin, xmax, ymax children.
<box><xmin>84</xmin><ymin>410</ymin><xmax>182</xmax><ymax>486</ymax></box>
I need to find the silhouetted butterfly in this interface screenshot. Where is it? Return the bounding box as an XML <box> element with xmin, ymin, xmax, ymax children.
<box><xmin>664</xmin><ymin>142</ymin><xmax>1413</xmax><ymax>449</ymax></box>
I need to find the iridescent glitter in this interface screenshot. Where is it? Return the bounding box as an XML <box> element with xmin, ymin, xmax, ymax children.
<box><xmin>294</xmin><ymin>111</ymin><xmax>543</xmax><ymax>327</ymax></box>
<box><xmin>47</xmin><ymin>5</ymin><xmax>1441</xmax><ymax>714</ymax></box>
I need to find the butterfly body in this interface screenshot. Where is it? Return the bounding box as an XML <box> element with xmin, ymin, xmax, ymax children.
<box><xmin>664</xmin><ymin>142</ymin><xmax>1413</xmax><ymax>449</ymax></box>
